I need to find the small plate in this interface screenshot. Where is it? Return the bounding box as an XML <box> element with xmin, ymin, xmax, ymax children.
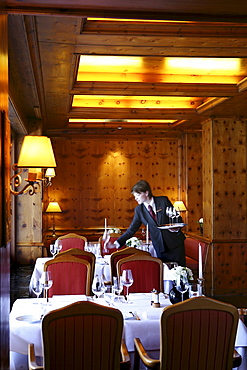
<box><xmin>16</xmin><ymin>315</ymin><xmax>41</xmax><ymax>323</ymax></box>
<box><xmin>158</xmin><ymin>223</ymin><xmax>186</xmax><ymax>229</ymax></box>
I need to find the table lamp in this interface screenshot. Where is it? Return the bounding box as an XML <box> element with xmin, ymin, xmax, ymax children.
<box><xmin>46</xmin><ymin>201</ymin><xmax>62</xmax><ymax>237</ymax></box>
<box><xmin>173</xmin><ymin>200</ymin><xmax>187</xmax><ymax>211</ymax></box>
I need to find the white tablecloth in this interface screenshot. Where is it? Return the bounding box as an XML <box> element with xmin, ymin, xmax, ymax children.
<box><xmin>9</xmin><ymin>294</ymin><xmax>247</xmax><ymax>370</ymax></box>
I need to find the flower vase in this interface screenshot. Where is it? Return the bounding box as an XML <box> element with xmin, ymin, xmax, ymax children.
<box><xmin>169</xmin><ymin>283</ymin><xmax>190</xmax><ymax>304</ymax></box>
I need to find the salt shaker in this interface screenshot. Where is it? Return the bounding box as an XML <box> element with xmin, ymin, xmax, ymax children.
<box><xmin>151</xmin><ymin>289</ymin><xmax>160</xmax><ymax>308</ymax></box>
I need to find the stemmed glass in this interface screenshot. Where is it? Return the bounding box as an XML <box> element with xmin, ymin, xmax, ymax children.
<box><xmin>50</xmin><ymin>244</ymin><xmax>56</xmax><ymax>258</ymax></box>
<box><xmin>30</xmin><ymin>277</ymin><xmax>43</xmax><ymax>303</ymax></box>
<box><xmin>171</xmin><ymin>207</ymin><xmax>177</xmax><ymax>224</ymax></box>
<box><xmin>113</xmin><ymin>276</ymin><xmax>123</xmax><ymax>302</ymax></box>
<box><xmin>121</xmin><ymin>269</ymin><xmax>134</xmax><ymax>303</ymax></box>
<box><xmin>40</xmin><ymin>271</ymin><xmax>53</xmax><ymax>303</ymax></box>
<box><xmin>166</xmin><ymin>207</ymin><xmax>173</xmax><ymax>224</ymax></box>
<box><xmin>176</xmin><ymin>275</ymin><xmax>190</xmax><ymax>302</ymax></box>
<box><xmin>175</xmin><ymin>209</ymin><xmax>180</xmax><ymax>223</ymax></box>
<box><xmin>92</xmin><ymin>275</ymin><xmax>105</xmax><ymax>299</ymax></box>
<box><xmin>55</xmin><ymin>241</ymin><xmax>62</xmax><ymax>254</ymax></box>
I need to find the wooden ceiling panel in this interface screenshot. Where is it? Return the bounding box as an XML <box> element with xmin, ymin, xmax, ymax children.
<box><xmin>6</xmin><ymin>0</ymin><xmax>247</xmax><ymax>23</ymax></box>
<box><xmin>7</xmin><ymin>13</ymin><xmax>247</xmax><ymax>138</ymax></box>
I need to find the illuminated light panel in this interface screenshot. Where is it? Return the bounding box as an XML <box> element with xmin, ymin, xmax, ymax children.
<box><xmin>77</xmin><ymin>72</ymin><xmax>240</xmax><ymax>84</ymax></box>
<box><xmin>72</xmin><ymin>95</ymin><xmax>203</xmax><ymax>109</ymax></box>
<box><xmin>68</xmin><ymin>119</ymin><xmax>176</xmax><ymax>123</ymax></box>
<box><xmin>165</xmin><ymin>58</ymin><xmax>241</xmax><ymax>76</ymax></box>
<box><xmin>77</xmin><ymin>56</ymin><xmax>243</xmax><ymax>83</ymax></box>
<box><xmin>87</xmin><ymin>18</ymin><xmax>188</xmax><ymax>23</ymax></box>
<box><xmin>78</xmin><ymin>55</ymin><xmax>142</xmax><ymax>72</ymax></box>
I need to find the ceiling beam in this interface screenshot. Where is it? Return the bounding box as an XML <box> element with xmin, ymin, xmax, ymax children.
<box><xmin>68</xmin><ymin>107</ymin><xmax>199</xmax><ymax>121</ymax></box>
<box><xmin>71</xmin><ymin>82</ymin><xmax>238</xmax><ymax>97</ymax></box>
<box><xmin>5</xmin><ymin>0</ymin><xmax>247</xmax><ymax>23</ymax></box>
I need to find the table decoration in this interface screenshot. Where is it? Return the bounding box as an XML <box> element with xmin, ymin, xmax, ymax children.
<box><xmin>167</xmin><ymin>266</ymin><xmax>193</xmax><ymax>304</ymax></box>
<box><xmin>126</xmin><ymin>237</ymin><xmax>142</xmax><ymax>248</ymax></box>
<box><xmin>197</xmin><ymin>217</ymin><xmax>203</xmax><ymax>234</ymax></box>
<box><xmin>108</xmin><ymin>227</ymin><xmax>121</xmax><ymax>234</ymax></box>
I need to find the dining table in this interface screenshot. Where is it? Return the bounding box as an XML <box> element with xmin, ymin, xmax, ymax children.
<box><xmin>9</xmin><ymin>292</ymin><xmax>247</xmax><ymax>370</ymax></box>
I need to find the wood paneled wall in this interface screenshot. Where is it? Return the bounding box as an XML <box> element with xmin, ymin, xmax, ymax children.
<box><xmin>44</xmin><ymin>138</ymin><xmax>183</xmax><ymax>231</ymax></box>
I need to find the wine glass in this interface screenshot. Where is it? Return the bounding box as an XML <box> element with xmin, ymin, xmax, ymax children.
<box><xmin>92</xmin><ymin>275</ymin><xmax>105</xmax><ymax>299</ymax></box>
<box><xmin>121</xmin><ymin>270</ymin><xmax>134</xmax><ymax>303</ymax></box>
<box><xmin>50</xmin><ymin>244</ymin><xmax>56</xmax><ymax>258</ymax></box>
<box><xmin>113</xmin><ymin>276</ymin><xmax>123</xmax><ymax>302</ymax></box>
<box><xmin>30</xmin><ymin>277</ymin><xmax>43</xmax><ymax>302</ymax></box>
<box><xmin>55</xmin><ymin>241</ymin><xmax>62</xmax><ymax>254</ymax></box>
<box><xmin>171</xmin><ymin>207</ymin><xmax>177</xmax><ymax>224</ymax></box>
<box><xmin>166</xmin><ymin>207</ymin><xmax>173</xmax><ymax>224</ymax></box>
<box><xmin>40</xmin><ymin>271</ymin><xmax>53</xmax><ymax>303</ymax></box>
<box><xmin>176</xmin><ymin>275</ymin><xmax>189</xmax><ymax>302</ymax></box>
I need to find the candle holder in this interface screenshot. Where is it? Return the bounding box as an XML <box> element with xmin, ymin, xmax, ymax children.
<box><xmin>197</xmin><ymin>278</ymin><xmax>205</xmax><ymax>296</ymax></box>
<box><xmin>146</xmin><ymin>242</ymin><xmax>150</xmax><ymax>253</ymax></box>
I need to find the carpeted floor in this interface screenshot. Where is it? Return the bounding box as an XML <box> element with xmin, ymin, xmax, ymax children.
<box><xmin>10</xmin><ymin>264</ymin><xmax>34</xmax><ymax>308</ymax></box>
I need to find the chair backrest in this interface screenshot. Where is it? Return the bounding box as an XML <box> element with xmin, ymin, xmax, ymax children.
<box><xmin>184</xmin><ymin>238</ymin><xmax>208</xmax><ymax>274</ymax></box>
<box><xmin>99</xmin><ymin>233</ymin><xmax>122</xmax><ymax>256</ymax></box>
<box><xmin>117</xmin><ymin>254</ymin><xmax>163</xmax><ymax>293</ymax></box>
<box><xmin>160</xmin><ymin>296</ymin><xmax>239</xmax><ymax>370</ymax></box>
<box><xmin>55</xmin><ymin>248</ymin><xmax>96</xmax><ymax>286</ymax></box>
<box><xmin>56</xmin><ymin>233</ymin><xmax>87</xmax><ymax>251</ymax></box>
<box><xmin>44</xmin><ymin>255</ymin><xmax>91</xmax><ymax>296</ymax></box>
<box><xmin>42</xmin><ymin>300</ymin><xmax>123</xmax><ymax>370</ymax></box>
<box><xmin>110</xmin><ymin>247</ymin><xmax>151</xmax><ymax>283</ymax></box>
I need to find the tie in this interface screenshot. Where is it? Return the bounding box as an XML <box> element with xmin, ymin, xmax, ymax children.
<box><xmin>148</xmin><ymin>205</ymin><xmax>157</xmax><ymax>222</ymax></box>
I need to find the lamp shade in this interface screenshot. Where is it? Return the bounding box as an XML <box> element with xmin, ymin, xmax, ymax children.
<box><xmin>17</xmin><ymin>136</ymin><xmax>56</xmax><ymax>168</ymax></box>
<box><xmin>46</xmin><ymin>202</ymin><xmax>62</xmax><ymax>213</ymax></box>
<box><xmin>173</xmin><ymin>200</ymin><xmax>187</xmax><ymax>211</ymax></box>
<box><xmin>45</xmin><ymin>168</ymin><xmax>56</xmax><ymax>178</ymax></box>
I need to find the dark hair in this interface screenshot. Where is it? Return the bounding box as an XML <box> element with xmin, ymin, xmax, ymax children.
<box><xmin>131</xmin><ymin>180</ymin><xmax>153</xmax><ymax>198</ymax></box>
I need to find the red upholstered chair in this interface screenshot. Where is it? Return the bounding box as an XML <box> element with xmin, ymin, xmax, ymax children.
<box><xmin>55</xmin><ymin>233</ymin><xmax>87</xmax><ymax>251</ymax></box>
<box><xmin>134</xmin><ymin>296</ymin><xmax>242</xmax><ymax>370</ymax></box>
<box><xmin>99</xmin><ymin>233</ymin><xmax>122</xmax><ymax>257</ymax></box>
<box><xmin>44</xmin><ymin>255</ymin><xmax>91</xmax><ymax>297</ymax></box>
<box><xmin>110</xmin><ymin>247</ymin><xmax>151</xmax><ymax>284</ymax></box>
<box><xmin>117</xmin><ymin>254</ymin><xmax>163</xmax><ymax>294</ymax></box>
<box><xmin>54</xmin><ymin>248</ymin><xmax>96</xmax><ymax>285</ymax></box>
<box><xmin>28</xmin><ymin>300</ymin><xmax>131</xmax><ymax>370</ymax></box>
<box><xmin>184</xmin><ymin>238</ymin><xmax>209</xmax><ymax>279</ymax></box>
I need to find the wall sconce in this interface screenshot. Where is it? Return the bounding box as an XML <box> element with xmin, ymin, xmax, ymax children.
<box><xmin>173</xmin><ymin>200</ymin><xmax>187</xmax><ymax>211</ymax></box>
<box><xmin>44</xmin><ymin>168</ymin><xmax>56</xmax><ymax>187</ymax></box>
<box><xmin>10</xmin><ymin>136</ymin><xmax>56</xmax><ymax>196</ymax></box>
<box><xmin>46</xmin><ymin>201</ymin><xmax>62</xmax><ymax>237</ymax></box>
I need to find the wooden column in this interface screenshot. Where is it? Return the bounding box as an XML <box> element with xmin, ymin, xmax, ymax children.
<box><xmin>0</xmin><ymin>11</ymin><xmax>10</xmax><ymax>370</ymax></box>
<box><xmin>202</xmin><ymin>118</ymin><xmax>247</xmax><ymax>296</ymax></box>
<box><xmin>15</xmin><ymin>134</ymin><xmax>43</xmax><ymax>264</ymax></box>
<box><xmin>181</xmin><ymin>133</ymin><xmax>203</xmax><ymax>234</ymax></box>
